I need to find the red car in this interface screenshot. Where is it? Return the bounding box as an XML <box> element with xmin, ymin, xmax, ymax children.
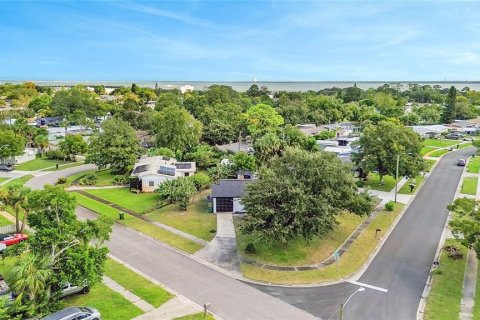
<box><xmin>0</xmin><ymin>234</ymin><xmax>28</xmax><ymax>246</ymax></box>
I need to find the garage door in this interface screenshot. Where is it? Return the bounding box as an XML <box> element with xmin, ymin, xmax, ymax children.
<box><xmin>216</xmin><ymin>197</ymin><xmax>233</xmax><ymax>212</ymax></box>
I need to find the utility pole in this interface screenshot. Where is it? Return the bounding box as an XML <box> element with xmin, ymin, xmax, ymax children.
<box><xmin>394</xmin><ymin>154</ymin><xmax>400</xmax><ymax>203</ymax></box>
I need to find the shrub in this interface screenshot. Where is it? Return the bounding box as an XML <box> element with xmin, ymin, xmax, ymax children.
<box><xmin>355</xmin><ymin>180</ymin><xmax>365</xmax><ymax>188</ymax></box>
<box><xmin>245</xmin><ymin>243</ymin><xmax>256</xmax><ymax>254</ymax></box>
<box><xmin>430</xmin><ymin>269</ymin><xmax>443</xmax><ymax>275</ymax></box>
<box><xmin>56</xmin><ymin>177</ymin><xmax>67</xmax><ymax>184</ymax></box>
<box><xmin>79</xmin><ymin>173</ymin><xmax>97</xmax><ymax>186</ymax></box>
<box><xmin>385</xmin><ymin>201</ymin><xmax>395</xmax><ymax>211</ymax></box>
<box><xmin>112</xmin><ymin>175</ymin><xmax>129</xmax><ymax>186</ymax></box>
<box><xmin>45</xmin><ymin>150</ymin><xmax>65</xmax><ymax>160</ymax></box>
<box><xmin>190</xmin><ymin>173</ymin><xmax>211</xmax><ymax>190</ymax></box>
<box><xmin>444</xmin><ymin>245</ymin><xmax>464</xmax><ymax>260</ymax></box>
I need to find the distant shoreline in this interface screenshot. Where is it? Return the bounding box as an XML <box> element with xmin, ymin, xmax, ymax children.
<box><xmin>2</xmin><ymin>80</ymin><xmax>480</xmax><ymax>92</ymax></box>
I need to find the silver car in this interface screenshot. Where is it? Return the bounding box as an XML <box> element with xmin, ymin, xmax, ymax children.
<box><xmin>42</xmin><ymin>306</ymin><xmax>100</xmax><ymax>320</ymax></box>
<box><xmin>60</xmin><ymin>283</ymin><xmax>89</xmax><ymax>298</ymax></box>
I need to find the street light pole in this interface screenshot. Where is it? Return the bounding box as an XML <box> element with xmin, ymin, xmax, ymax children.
<box><xmin>394</xmin><ymin>154</ymin><xmax>400</xmax><ymax>203</ymax></box>
<box><xmin>339</xmin><ymin>287</ymin><xmax>365</xmax><ymax>320</ymax></box>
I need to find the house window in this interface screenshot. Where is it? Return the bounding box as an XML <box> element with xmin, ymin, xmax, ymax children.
<box><xmin>184</xmin><ymin>172</ymin><xmax>190</xmax><ymax>177</ymax></box>
<box><xmin>149</xmin><ymin>181</ymin><xmax>154</xmax><ymax>187</ymax></box>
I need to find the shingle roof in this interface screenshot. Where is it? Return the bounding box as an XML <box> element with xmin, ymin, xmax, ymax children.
<box><xmin>211</xmin><ymin>179</ymin><xmax>252</xmax><ymax>198</ymax></box>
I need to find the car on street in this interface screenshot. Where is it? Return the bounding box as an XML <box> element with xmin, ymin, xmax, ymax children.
<box><xmin>0</xmin><ymin>164</ymin><xmax>13</xmax><ymax>172</ymax></box>
<box><xmin>463</xmin><ymin>136</ymin><xmax>474</xmax><ymax>141</ymax></box>
<box><xmin>42</xmin><ymin>306</ymin><xmax>101</xmax><ymax>320</ymax></box>
<box><xmin>457</xmin><ymin>159</ymin><xmax>467</xmax><ymax>166</ymax></box>
<box><xmin>0</xmin><ymin>233</ymin><xmax>28</xmax><ymax>246</ymax></box>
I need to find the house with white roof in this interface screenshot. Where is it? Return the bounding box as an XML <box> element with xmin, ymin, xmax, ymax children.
<box><xmin>130</xmin><ymin>156</ymin><xmax>196</xmax><ymax>192</ymax></box>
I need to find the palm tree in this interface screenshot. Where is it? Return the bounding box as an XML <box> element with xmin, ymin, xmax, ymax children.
<box><xmin>9</xmin><ymin>254</ymin><xmax>52</xmax><ymax>304</ymax></box>
<box><xmin>60</xmin><ymin>119</ymin><xmax>70</xmax><ymax>136</ymax></box>
<box><xmin>34</xmin><ymin>135</ymin><xmax>49</xmax><ymax>156</ymax></box>
<box><xmin>1</xmin><ymin>184</ymin><xmax>31</xmax><ymax>233</ymax></box>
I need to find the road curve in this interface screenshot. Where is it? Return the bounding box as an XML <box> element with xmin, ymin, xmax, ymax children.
<box><xmin>251</xmin><ymin>147</ymin><xmax>474</xmax><ymax>320</ymax></box>
<box><xmin>26</xmin><ymin>164</ymin><xmax>97</xmax><ymax>190</ymax></box>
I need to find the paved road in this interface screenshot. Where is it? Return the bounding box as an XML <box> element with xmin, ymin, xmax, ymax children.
<box><xmin>76</xmin><ymin>207</ymin><xmax>317</xmax><ymax>320</ymax></box>
<box><xmin>26</xmin><ymin>164</ymin><xmax>96</xmax><ymax>190</ymax></box>
<box><xmin>252</xmin><ymin>148</ymin><xmax>474</xmax><ymax>320</ymax></box>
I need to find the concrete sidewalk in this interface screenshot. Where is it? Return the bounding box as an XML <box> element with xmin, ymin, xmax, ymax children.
<box><xmin>133</xmin><ymin>296</ymin><xmax>202</xmax><ymax>320</ymax></box>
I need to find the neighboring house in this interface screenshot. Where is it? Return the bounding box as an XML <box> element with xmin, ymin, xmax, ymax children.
<box><xmin>216</xmin><ymin>141</ymin><xmax>253</xmax><ymax>154</ymax></box>
<box><xmin>409</xmin><ymin>125</ymin><xmax>449</xmax><ymax>138</ymax></box>
<box><xmin>317</xmin><ymin>137</ymin><xmax>359</xmax><ymax>163</ymax></box>
<box><xmin>1</xmin><ymin>148</ymin><xmax>36</xmax><ymax>165</ymax></box>
<box><xmin>145</xmin><ymin>100</ymin><xmax>156</xmax><ymax>109</ymax></box>
<box><xmin>236</xmin><ymin>170</ymin><xmax>256</xmax><ymax>180</ymax></box>
<box><xmin>211</xmin><ymin>179</ymin><xmax>252</xmax><ymax>213</ymax></box>
<box><xmin>320</xmin><ymin>122</ymin><xmax>359</xmax><ymax>137</ymax></box>
<box><xmin>35</xmin><ymin>116</ymin><xmax>64</xmax><ymax>127</ymax></box>
<box><xmin>130</xmin><ymin>156</ymin><xmax>196</xmax><ymax>193</ymax></box>
<box><xmin>296</xmin><ymin>124</ymin><xmax>326</xmax><ymax>137</ymax></box>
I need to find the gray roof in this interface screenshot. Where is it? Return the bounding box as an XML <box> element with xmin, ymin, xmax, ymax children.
<box><xmin>211</xmin><ymin>179</ymin><xmax>252</xmax><ymax>198</ymax></box>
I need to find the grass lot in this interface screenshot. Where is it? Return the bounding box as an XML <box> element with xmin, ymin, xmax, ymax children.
<box><xmin>15</xmin><ymin>157</ymin><xmax>73</xmax><ymax>171</ymax></box>
<box><xmin>1</xmin><ymin>174</ymin><xmax>34</xmax><ymax>187</ymax></box>
<box><xmin>424</xmin><ymin>139</ymin><xmax>460</xmax><ymax>148</ymax></box>
<box><xmin>61</xmin><ymin>282</ymin><xmax>144</xmax><ymax>320</ymax></box>
<box><xmin>0</xmin><ymin>214</ymin><xmax>13</xmax><ymax>227</ymax></box>
<box><xmin>425</xmin><ymin>159</ymin><xmax>437</xmax><ymax>172</ymax></box>
<box><xmin>423</xmin><ymin>239</ymin><xmax>467</xmax><ymax>320</ymax></box>
<box><xmin>74</xmin><ymin>193</ymin><xmax>203</xmax><ymax>253</ymax></box>
<box><xmin>461</xmin><ymin>177</ymin><xmax>478</xmax><ymax>195</ymax></box>
<box><xmin>468</xmin><ymin>157</ymin><xmax>480</xmax><ymax>173</ymax></box>
<box><xmin>241</xmin><ymin>204</ymin><xmax>404</xmax><ymax>284</ymax></box>
<box><xmin>363</xmin><ymin>173</ymin><xmax>398</xmax><ymax>192</ymax></box>
<box><xmin>458</xmin><ymin>142</ymin><xmax>473</xmax><ymax>149</ymax></box>
<box><xmin>429</xmin><ymin>149</ymin><xmax>449</xmax><ymax>158</ymax></box>
<box><xmin>421</xmin><ymin>146</ymin><xmax>437</xmax><ymax>156</ymax></box>
<box><xmin>175</xmin><ymin>313</ymin><xmax>216</xmax><ymax>320</ymax></box>
<box><xmin>147</xmin><ymin>190</ymin><xmax>216</xmax><ymax>241</ymax></box>
<box><xmin>85</xmin><ymin>188</ymin><xmax>158</xmax><ymax>213</ymax></box>
<box><xmin>104</xmin><ymin>259</ymin><xmax>173</xmax><ymax>308</ymax></box>
<box><xmin>0</xmin><ymin>177</ymin><xmax>8</xmax><ymax>184</ymax></box>
<box><xmin>398</xmin><ymin>175</ymin><xmax>425</xmax><ymax>195</ymax></box>
<box><xmin>236</xmin><ymin>213</ymin><xmax>365</xmax><ymax>266</ymax></box>
<box><xmin>45</xmin><ymin>161</ymin><xmax>85</xmax><ymax>171</ymax></box>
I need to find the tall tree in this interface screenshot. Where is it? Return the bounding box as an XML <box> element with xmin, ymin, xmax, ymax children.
<box><xmin>244</xmin><ymin>104</ymin><xmax>284</xmax><ymax>139</ymax></box>
<box><xmin>153</xmin><ymin>105</ymin><xmax>202</xmax><ymax>152</ymax></box>
<box><xmin>442</xmin><ymin>86</ymin><xmax>457</xmax><ymax>123</ymax></box>
<box><xmin>0</xmin><ymin>129</ymin><xmax>26</xmax><ymax>161</ymax></box>
<box><xmin>34</xmin><ymin>135</ymin><xmax>49</xmax><ymax>156</ymax></box>
<box><xmin>87</xmin><ymin>118</ymin><xmax>141</xmax><ymax>174</ymax></box>
<box><xmin>58</xmin><ymin>134</ymin><xmax>87</xmax><ymax>161</ymax></box>
<box><xmin>353</xmin><ymin>121</ymin><xmax>424</xmax><ymax>181</ymax></box>
<box><xmin>448</xmin><ymin>198</ymin><xmax>480</xmax><ymax>256</ymax></box>
<box><xmin>0</xmin><ymin>183</ymin><xmax>31</xmax><ymax>233</ymax></box>
<box><xmin>240</xmin><ymin>148</ymin><xmax>373</xmax><ymax>244</ymax></box>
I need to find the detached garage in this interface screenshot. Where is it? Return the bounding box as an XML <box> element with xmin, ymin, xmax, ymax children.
<box><xmin>211</xmin><ymin>179</ymin><xmax>251</xmax><ymax>213</ymax></box>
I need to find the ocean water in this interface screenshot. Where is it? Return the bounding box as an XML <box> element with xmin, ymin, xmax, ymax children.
<box><xmin>2</xmin><ymin>80</ymin><xmax>480</xmax><ymax>92</ymax></box>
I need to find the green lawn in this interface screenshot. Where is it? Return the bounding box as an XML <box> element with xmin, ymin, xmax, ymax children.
<box><xmin>104</xmin><ymin>259</ymin><xmax>173</xmax><ymax>308</ymax></box>
<box><xmin>0</xmin><ymin>177</ymin><xmax>8</xmax><ymax>184</ymax></box>
<box><xmin>61</xmin><ymin>282</ymin><xmax>144</xmax><ymax>320</ymax></box>
<box><xmin>398</xmin><ymin>175</ymin><xmax>425</xmax><ymax>195</ymax></box>
<box><xmin>363</xmin><ymin>173</ymin><xmax>398</xmax><ymax>192</ymax></box>
<box><xmin>425</xmin><ymin>159</ymin><xmax>437</xmax><ymax>172</ymax></box>
<box><xmin>0</xmin><ymin>214</ymin><xmax>13</xmax><ymax>227</ymax></box>
<box><xmin>421</xmin><ymin>146</ymin><xmax>437</xmax><ymax>156</ymax></box>
<box><xmin>468</xmin><ymin>157</ymin><xmax>480</xmax><ymax>173</ymax></box>
<box><xmin>74</xmin><ymin>193</ymin><xmax>203</xmax><ymax>253</ymax></box>
<box><xmin>1</xmin><ymin>174</ymin><xmax>34</xmax><ymax>187</ymax></box>
<box><xmin>85</xmin><ymin>188</ymin><xmax>158</xmax><ymax>213</ymax></box>
<box><xmin>424</xmin><ymin>239</ymin><xmax>467</xmax><ymax>320</ymax></box>
<box><xmin>45</xmin><ymin>161</ymin><xmax>85</xmax><ymax>171</ymax></box>
<box><xmin>429</xmin><ymin>149</ymin><xmax>449</xmax><ymax>158</ymax></box>
<box><xmin>424</xmin><ymin>139</ymin><xmax>460</xmax><ymax>148</ymax></box>
<box><xmin>241</xmin><ymin>203</ymin><xmax>405</xmax><ymax>284</ymax></box>
<box><xmin>175</xmin><ymin>313</ymin><xmax>216</xmax><ymax>320</ymax></box>
<box><xmin>473</xmin><ymin>258</ymin><xmax>480</xmax><ymax>319</ymax></box>
<box><xmin>461</xmin><ymin>177</ymin><xmax>478</xmax><ymax>195</ymax></box>
<box><xmin>458</xmin><ymin>142</ymin><xmax>473</xmax><ymax>149</ymax></box>
<box><xmin>147</xmin><ymin>190</ymin><xmax>216</xmax><ymax>241</ymax></box>
<box><xmin>15</xmin><ymin>157</ymin><xmax>73</xmax><ymax>171</ymax></box>
<box><xmin>236</xmin><ymin>213</ymin><xmax>365</xmax><ymax>266</ymax></box>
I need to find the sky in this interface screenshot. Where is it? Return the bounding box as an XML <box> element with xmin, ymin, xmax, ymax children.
<box><xmin>0</xmin><ymin>0</ymin><xmax>480</xmax><ymax>81</ymax></box>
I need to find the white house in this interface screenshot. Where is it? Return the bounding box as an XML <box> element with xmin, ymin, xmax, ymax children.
<box><xmin>130</xmin><ymin>156</ymin><xmax>196</xmax><ymax>193</ymax></box>
<box><xmin>1</xmin><ymin>148</ymin><xmax>36</xmax><ymax>165</ymax></box>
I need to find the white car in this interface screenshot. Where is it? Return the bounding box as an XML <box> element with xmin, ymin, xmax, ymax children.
<box><xmin>42</xmin><ymin>306</ymin><xmax>101</xmax><ymax>320</ymax></box>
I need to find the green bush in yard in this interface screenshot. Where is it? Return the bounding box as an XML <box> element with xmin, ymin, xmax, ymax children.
<box><xmin>112</xmin><ymin>175</ymin><xmax>129</xmax><ymax>185</ymax></box>
<box><xmin>56</xmin><ymin>177</ymin><xmax>67</xmax><ymax>184</ymax></box>
<box><xmin>385</xmin><ymin>201</ymin><xmax>394</xmax><ymax>211</ymax></box>
<box><xmin>45</xmin><ymin>149</ymin><xmax>65</xmax><ymax>160</ymax></box>
<box><xmin>190</xmin><ymin>173</ymin><xmax>211</xmax><ymax>190</ymax></box>
<box><xmin>79</xmin><ymin>173</ymin><xmax>97</xmax><ymax>186</ymax></box>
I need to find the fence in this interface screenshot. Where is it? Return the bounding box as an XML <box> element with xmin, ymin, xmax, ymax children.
<box><xmin>0</xmin><ymin>225</ymin><xmax>16</xmax><ymax>234</ymax></box>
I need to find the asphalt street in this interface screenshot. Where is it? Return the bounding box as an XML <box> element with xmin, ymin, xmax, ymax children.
<box><xmin>26</xmin><ymin>164</ymin><xmax>97</xmax><ymax>190</ymax></box>
<box><xmin>251</xmin><ymin>147</ymin><xmax>474</xmax><ymax>320</ymax></box>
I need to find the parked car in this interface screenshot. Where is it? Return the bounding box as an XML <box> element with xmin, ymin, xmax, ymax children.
<box><xmin>446</xmin><ymin>133</ymin><xmax>464</xmax><ymax>139</ymax></box>
<box><xmin>59</xmin><ymin>283</ymin><xmax>90</xmax><ymax>298</ymax></box>
<box><xmin>0</xmin><ymin>233</ymin><xmax>28</xmax><ymax>246</ymax></box>
<box><xmin>0</xmin><ymin>164</ymin><xmax>13</xmax><ymax>172</ymax></box>
<box><xmin>457</xmin><ymin>159</ymin><xmax>467</xmax><ymax>166</ymax></box>
<box><xmin>42</xmin><ymin>307</ymin><xmax>100</xmax><ymax>320</ymax></box>
<box><xmin>463</xmin><ymin>137</ymin><xmax>474</xmax><ymax>141</ymax></box>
